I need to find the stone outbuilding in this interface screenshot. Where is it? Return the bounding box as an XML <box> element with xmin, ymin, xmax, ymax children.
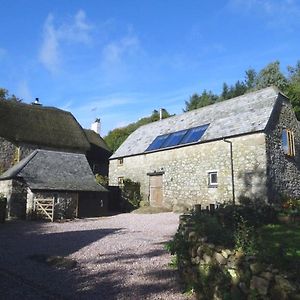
<box><xmin>0</xmin><ymin>149</ymin><xmax>108</xmax><ymax>220</ymax></box>
<box><xmin>109</xmin><ymin>87</ymin><xmax>300</xmax><ymax>211</ymax></box>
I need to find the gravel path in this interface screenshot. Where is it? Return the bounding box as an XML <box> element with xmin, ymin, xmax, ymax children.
<box><xmin>0</xmin><ymin>213</ymin><xmax>191</xmax><ymax>299</ymax></box>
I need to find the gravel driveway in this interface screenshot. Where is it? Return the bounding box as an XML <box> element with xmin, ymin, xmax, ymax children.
<box><xmin>0</xmin><ymin>213</ymin><xmax>190</xmax><ymax>300</ymax></box>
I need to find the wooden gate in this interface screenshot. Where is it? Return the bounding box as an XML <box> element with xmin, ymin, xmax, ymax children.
<box><xmin>149</xmin><ymin>175</ymin><xmax>163</xmax><ymax>207</ymax></box>
<box><xmin>34</xmin><ymin>197</ymin><xmax>55</xmax><ymax>222</ymax></box>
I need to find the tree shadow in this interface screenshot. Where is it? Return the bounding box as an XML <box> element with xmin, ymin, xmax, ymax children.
<box><xmin>0</xmin><ymin>219</ymin><xmax>186</xmax><ymax>300</ymax></box>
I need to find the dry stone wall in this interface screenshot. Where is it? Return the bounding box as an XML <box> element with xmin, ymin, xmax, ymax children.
<box><xmin>109</xmin><ymin>133</ymin><xmax>268</xmax><ymax>211</ymax></box>
<box><xmin>178</xmin><ymin>214</ymin><xmax>300</xmax><ymax>299</ymax></box>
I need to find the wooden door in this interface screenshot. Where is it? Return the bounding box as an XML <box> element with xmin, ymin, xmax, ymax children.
<box><xmin>149</xmin><ymin>175</ymin><xmax>163</xmax><ymax>207</ymax></box>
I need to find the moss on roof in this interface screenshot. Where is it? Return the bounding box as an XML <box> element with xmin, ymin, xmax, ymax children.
<box><xmin>0</xmin><ymin>100</ymin><xmax>90</xmax><ymax>151</ymax></box>
<box><xmin>84</xmin><ymin>129</ymin><xmax>111</xmax><ymax>152</ymax></box>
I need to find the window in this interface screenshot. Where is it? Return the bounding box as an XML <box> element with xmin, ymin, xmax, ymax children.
<box><xmin>118</xmin><ymin>177</ymin><xmax>124</xmax><ymax>187</ymax></box>
<box><xmin>145</xmin><ymin>124</ymin><xmax>209</xmax><ymax>152</ymax></box>
<box><xmin>282</xmin><ymin>129</ymin><xmax>295</xmax><ymax>157</ymax></box>
<box><xmin>118</xmin><ymin>158</ymin><xmax>124</xmax><ymax>166</ymax></box>
<box><xmin>208</xmin><ymin>171</ymin><xmax>218</xmax><ymax>187</ymax></box>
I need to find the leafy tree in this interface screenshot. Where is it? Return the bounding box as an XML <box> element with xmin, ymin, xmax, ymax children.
<box><xmin>104</xmin><ymin>109</ymin><xmax>173</xmax><ymax>152</ymax></box>
<box><xmin>286</xmin><ymin>61</ymin><xmax>300</xmax><ymax>119</ymax></box>
<box><xmin>0</xmin><ymin>88</ymin><xmax>22</xmax><ymax>102</ymax></box>
<box><xmin>255</xmin><ymin>61</ymin><xmax>288</xmax><ymax>90</ymax></box>
<box><xmin>184</xmin><ymin>90</ymin><xmax>218</xmax><ymax>112</ymax></box>
<box><xmin>245</xmin><ymin>68</ymin><xmax>257</xmax><ymax>90</ymax></box>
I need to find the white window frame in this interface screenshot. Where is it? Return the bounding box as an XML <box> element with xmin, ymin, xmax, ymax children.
<box><xmin>208</xmin><ymin>171</ymin><xmax>218</xmax><ymax>187</ymax></box>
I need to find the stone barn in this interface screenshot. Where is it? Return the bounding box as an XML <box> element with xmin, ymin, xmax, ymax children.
<box><xmin>109</xmin><ymin>87</ymin><xmax>300</xmax><ymax>211</ymax></box>
<box><xmin>0</xmin><ymin>149</ymin><xmax>108</xmax><ymax>220</ymax></box>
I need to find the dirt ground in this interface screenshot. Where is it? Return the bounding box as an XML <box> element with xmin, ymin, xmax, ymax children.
<box><xmin>0</xmin><ymin>213</ymin><xmax>191</xmax><ymax>300</ymax></box>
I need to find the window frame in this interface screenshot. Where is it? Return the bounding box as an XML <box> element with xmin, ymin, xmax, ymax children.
<box><xmin>282</xmin><ymin>128</ymin><xmax>296</xmax><ymax>157</ymax></box>
<box><xmin>117</xmin><ymin>158</ymin><xmax>124</xmax><ymax>166</ymax></box>
<box><xmin>208</xmin><ymin>171</ymin><xmax>218</xmax><ymax>188</ymax></box>
<box><xmin>117</xmin><ymin>177</ymin><xmax>124</xmax><ymax>187</ymax></box>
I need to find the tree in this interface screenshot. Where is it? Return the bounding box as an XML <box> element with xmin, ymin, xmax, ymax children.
<box><xmin>286</xmin><ymin>61</ymin><xmax>300</xmax><ymax>119</ymax></box>
<box><xmin>104</xmin><ymin>109</ymin><xmax>173</xmax><ymax>152</ymax></box>
<box><xmin>255</xmin><ymin>61</ymin><xmax>288</xmax><ymax>90</ymax></box>
<box><xmin>245</xmin><ymin>68</ymin><xmax>257</xmax><ymax>90</ymax></box>
<box><xmin>184</xmin><ymin>90</ymin><xmax>218</xmax><ymax>112</ymax></box>
<box><xmin>0</xmin><ymin>88</ymin><xmax>22</xmax><ymax>102</ymax></box>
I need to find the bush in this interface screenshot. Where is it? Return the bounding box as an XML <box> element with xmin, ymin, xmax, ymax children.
<box><xmin>95</xmin><ymin>174</ymin><xmax>109</xmax><ymax>187</ymax></box>
<box><xmin>121</xmin><ymin>178</ymin><xmax>142</xmax><ymax>209</ymax></box>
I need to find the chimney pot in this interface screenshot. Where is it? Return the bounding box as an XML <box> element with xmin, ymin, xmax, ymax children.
<box><xmin>91</xmin><ymin>118</ymin><xmax>101</xmax><ymax>135</ymax></box>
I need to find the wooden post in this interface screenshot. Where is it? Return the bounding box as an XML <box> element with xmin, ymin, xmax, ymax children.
<box><xmin>194</xmin><ymin>204</ymin><xmax>201</xmax><ymax>214</ymax></box>
<box><xmin>51</xmin><ymin>197</ymin><xmax>54</xmax><ymax>222</ymax></box>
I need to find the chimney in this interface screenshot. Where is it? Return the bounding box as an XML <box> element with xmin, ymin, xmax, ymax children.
<box><xmin>32</xmin><ymin>98</ymin><xmax>41</xmax><ymax>105</ymax></box>
<box><xmin>91</xmin><ymin>118</ymin><xmax>101</xmax><ymax>135</ymax></box>
<box><xmin>159</xmin><ymin>108</ymin><xmax>163</xmax><ymax>120</ymax></box>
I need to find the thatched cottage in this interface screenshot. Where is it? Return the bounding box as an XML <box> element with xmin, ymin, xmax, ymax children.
<box><xmin>0</xmin><ymin>99</ymin><xmax>111</xmax><ymax>176</ymax></box>
<box><xmin>109</xmin><ymin>87</ymin><xmax>300</xmax><ymax>211</ymax></box>
<box><xmin>0</xmin><ymin>150</ymin><xmax>107</xmax><ymax>220</ymax></box>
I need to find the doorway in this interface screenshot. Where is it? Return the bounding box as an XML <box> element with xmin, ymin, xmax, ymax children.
<box><xmin>149</xmin><ymin>175</ymin><xmax>163</xmax><ymax>207</ymax></box>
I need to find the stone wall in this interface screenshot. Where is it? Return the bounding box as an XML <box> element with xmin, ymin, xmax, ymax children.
<box><xmin>0</xmin><ymin>179</ymin><xmax>27</xmax><ymax>219</ymax></box>
<box><xmin>265</xmin><ymin>95</ymin><xmax>300</xmax><ymax>202</ymax></box>
<box><xmin>177</xmin><ymin>214</ymin><xmax>300</xmax><ymax>299</ymax></box>
<box><xmin>27</xmin><ymin>190</ymin><xmax>78</xmax><ymax>220</ymax></box>
<box><xmin>109</xmin><ymin>133</ymin><xmax>268</xmax><ymax>211</ymax></box>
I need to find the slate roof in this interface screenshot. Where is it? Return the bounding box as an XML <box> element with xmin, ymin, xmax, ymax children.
<box><xmin>111</xmin><ymin>87</ymin><xmax>281</xmax><ymax>159</ymax></box>
<box><xmin>84</xmin><ymin>129</ymin><xmax>111</xmax><ymax>153</ymax></box>
<box><xmin>0</xmin><ymin>100</ymin><xmax>90</xmax><ymax>152</ymax></box>
<box><xmin>0</xmin><ymin>150</ymin><xmax>107</xmax><ymax>192</ymax></box>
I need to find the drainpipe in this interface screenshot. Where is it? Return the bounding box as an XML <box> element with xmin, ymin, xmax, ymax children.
<box><xmin>223</xmin><ymin>139</ymin><xmax>235</xmax><ymax>205</ymax></box>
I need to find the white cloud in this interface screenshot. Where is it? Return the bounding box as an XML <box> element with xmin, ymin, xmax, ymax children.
<box><xmin>39</xmin><ymin>10</ymin><xmax>92</xmax><ymax>73</ymax></box>
<box><xmin>102</xmin><ymin>33</ymin><xmax>140</xmax><ymax>67</ymax></box>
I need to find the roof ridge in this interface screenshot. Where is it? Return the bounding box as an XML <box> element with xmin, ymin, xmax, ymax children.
<box><xmin>135</xmin><ymin>87</ymin><xmax>279</xmax><ymax>132</ymax></box>
<box><xmin>0</xmin><ymin>150</ymin><xmax>39</xmax><ymax>180</ymax></box>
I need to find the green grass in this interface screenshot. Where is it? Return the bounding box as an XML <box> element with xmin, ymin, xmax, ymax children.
<box><xmin>258</xmin><ymin>223</ymin><xmax>300</xmax><ymax>276</ymax></box>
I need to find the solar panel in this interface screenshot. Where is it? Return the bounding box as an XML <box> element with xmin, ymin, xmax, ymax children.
<box><xmin>145</xmin><ymin>124</ymin><xmax>209</xmax><ymax>152</ymax></box>
<box><xmin>146</xmin><ymin>134</ymin><xmax>170</xmax><ymax>151</ymax></box>
<box><xmin>180</xmin><ymin>125</ymin><xmax>209</xmax><ymax>145</ymax></box>
<box><xmin>161</xmin><ymin>129</ymin><xmax>188</xmax><ymax>148</ymax></box>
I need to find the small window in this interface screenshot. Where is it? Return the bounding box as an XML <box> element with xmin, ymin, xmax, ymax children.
<box><xmin>118</xmin><ymin>177</ymin><xmax>124</xmax><ymax>187</ymax></box>
<box><xmin>282</xmin><ymin>129</ymin><xmax>295</xmax><ymax>157</ymax></box>
<box><xmin>208</xmin><ymin>172</ymin><xmax>218</xmax><ymax>187</ymax></box>
<box><xmin>118</xmin><ymin>158</ymin><xmax>124</xmax><ymax>166</ymax></box>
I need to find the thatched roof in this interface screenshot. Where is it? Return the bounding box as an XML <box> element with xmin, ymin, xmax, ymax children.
<box><xmin>0</xmin><ymin>149</ymin><xmax>107</xmax><ymax>192</ymax></box>
<box><xmin>0</xmin><ymin>100</ymin><xmax>90</xmax><ymax>152</ymax></box>
<box><xmin>111</xmin><ymin>87</ymin><xmax>282</xmax><ymax>159</ymax></box>
<box><xmin>84</xmin><ymin>129</ymin><xmax>111</xmax><ymax>153</ymax></box>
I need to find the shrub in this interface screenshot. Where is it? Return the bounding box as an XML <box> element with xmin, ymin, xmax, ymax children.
<box><xmin>95</xmin><ymin>174</ymin><xmax>109</xmax><ymax>187</ymax></box>
<box><xmin>234</xmin><ymin>216</ymin><xmax>257</xmax><ymax>255</ymax></box>
<box><xmin>121</xmin><ymin>178</ymin><xmax>142</xmax><ymax>209</ymax></box>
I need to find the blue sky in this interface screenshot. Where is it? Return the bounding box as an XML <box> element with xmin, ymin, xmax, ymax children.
<box><xmin>0</xmin><ymin>0</ymin><xmax>300</xmax><ymax>135</ymax></box>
